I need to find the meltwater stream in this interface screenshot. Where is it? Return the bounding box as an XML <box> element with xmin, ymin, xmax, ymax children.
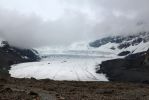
<box><xmin>10</xmin><ymin>48</ymin><xmax>116</xmax><ymax>81</ymax></box>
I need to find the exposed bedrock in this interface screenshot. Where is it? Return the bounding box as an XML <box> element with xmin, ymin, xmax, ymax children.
<box><xmin>0</xmin><ymin>41</ymin><xmax>40</xmax><ymax>78</ymax></box>
<box><xmin>97</xmin><ymin>50</ymin><xmax>149</xmax><ymax>83</ymax></box>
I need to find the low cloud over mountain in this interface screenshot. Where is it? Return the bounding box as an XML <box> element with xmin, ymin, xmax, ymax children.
<box><xmin>0</xmin><ymin>0</ymin><xmax>148</xmax><ymax>48</ymax></box>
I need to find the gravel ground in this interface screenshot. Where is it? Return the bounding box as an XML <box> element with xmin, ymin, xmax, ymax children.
<box><xmin>0</xmin><ymin>77</ymin><xmax>149</xmax><ymax>100</ymax></box>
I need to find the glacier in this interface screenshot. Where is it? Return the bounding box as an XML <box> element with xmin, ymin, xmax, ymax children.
<box><xmin>9</xmin><ymin>33</ymin><xmax>149</xmax><ymax>81</ymax></box>
<box><xmin>9</xmin><ymin>41</ymin><xmax>119</xmax><ymax>81</ymax></box>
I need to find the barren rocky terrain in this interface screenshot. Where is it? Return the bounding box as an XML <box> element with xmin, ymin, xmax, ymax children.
<box><xmin>0</xmin><ymin>77</ymin><xmax>149</xmax><ymax>100</ymax></box>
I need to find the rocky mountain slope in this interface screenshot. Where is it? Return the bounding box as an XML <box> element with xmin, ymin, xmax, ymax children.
<box><xmin>93</xmin><ymin>32</ymin><xmax>149</xmax><ymax>83</ymax></box>
<box><xmin>97</xmin><ymin>51</ymin><xmax>149</xmax><ymax>82</ymax></box>
<box><xmin>0</xmin><ymin>41</ymin><xmax>40</xmax><ymax>78</ymax></box>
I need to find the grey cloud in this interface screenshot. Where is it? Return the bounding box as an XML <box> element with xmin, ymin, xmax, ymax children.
<box><xmin>0</xmin><ymin>0</ymin><xmax>148</xmax><ymax>48</ymax></box>
<box><xmin>0</xmin><ymin>8</ymin><xmax>94</xmax><ymax>48</ymax></box>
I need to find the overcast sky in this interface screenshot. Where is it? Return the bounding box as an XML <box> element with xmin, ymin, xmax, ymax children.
<box><xmin>0</xmin><ymin>0</ymin><xmax>148</xmax><ymax>48</ymax></box>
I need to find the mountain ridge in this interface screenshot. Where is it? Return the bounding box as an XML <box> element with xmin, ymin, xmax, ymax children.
<box><xmin>0</xmin><ymin>41</ymin><xmax>40</xmax><ymax>78</ymax></box>
<box><xmin>90</xmin><ymin>32</ymin><xmax>149</xmax><ymax>56</ymax></box>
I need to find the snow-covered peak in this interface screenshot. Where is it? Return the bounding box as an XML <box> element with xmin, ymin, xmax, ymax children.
<box><xmin>90</xmin><ymin>32</ymin><xmax>149</xmax><ymax>55</ymax></box>
<box><xmin>35</xmin><ymin>32</ymin><xmax>149</xmax><ymax>58</ymax></box>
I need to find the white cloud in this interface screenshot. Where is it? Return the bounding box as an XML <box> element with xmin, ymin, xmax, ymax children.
<box><xmin>0</xmin><ymin>0</ymin><xmax>148</xmax><ymax>48</ymax></box>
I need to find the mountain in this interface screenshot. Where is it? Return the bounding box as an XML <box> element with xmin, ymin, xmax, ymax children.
<box><xmin>90</xmin><ymin>32</ymin><xmax>149</xmax><ymax>56</ymax></box>
<box><xmin>0</xmin><ymin>41</ymin><xmax>40</xmax><ymax>78</ymax></box>
<box><xmin>2</xmin><ymin>32</ymin><xmax>149</xmax><ymax>82</ymax></box>
<box><xmin>92</xmin><ymin>32</ymin><xmax>149</xmax><ymax>83</ymax></box>
<box><xmin>9</xmin><ymin>32</ymin><xmax>149</xmax><ymax>81</ymax></box>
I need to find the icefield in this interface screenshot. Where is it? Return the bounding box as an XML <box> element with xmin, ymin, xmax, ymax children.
<box><xmin>10</xmin><ymin>40</ymin><xmax>147</xmax><ymax>81</ymax></box>
<box><xmin>10</xmin><ymin>42</ymin><xmax>118</xmax><ymax>81</ymax></box>
<box><xmin>10</xmin><ymin>55</ymin><xmax>111</xmax><ymax>81</ymax></box>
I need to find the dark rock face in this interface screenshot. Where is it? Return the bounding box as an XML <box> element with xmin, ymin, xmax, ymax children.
<box><xmin>118</xmin><ymin>51</ymin><xmax>131</xmax><ymax>56</ymax></box>
<box><xmin>97</xmin><ymin>51</ymin><xmax>149</xmax><ymax>83</ymax></box>
<box><xmin>0</xmin><ymin>41</ymin><xmax>40</xmax><ymax>78</ymax></box>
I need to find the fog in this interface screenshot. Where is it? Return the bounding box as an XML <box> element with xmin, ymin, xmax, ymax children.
<box><xmin>0</xmin><ymin>0</ymin><xmax>148</xmax><ymax>48</ymax></box>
